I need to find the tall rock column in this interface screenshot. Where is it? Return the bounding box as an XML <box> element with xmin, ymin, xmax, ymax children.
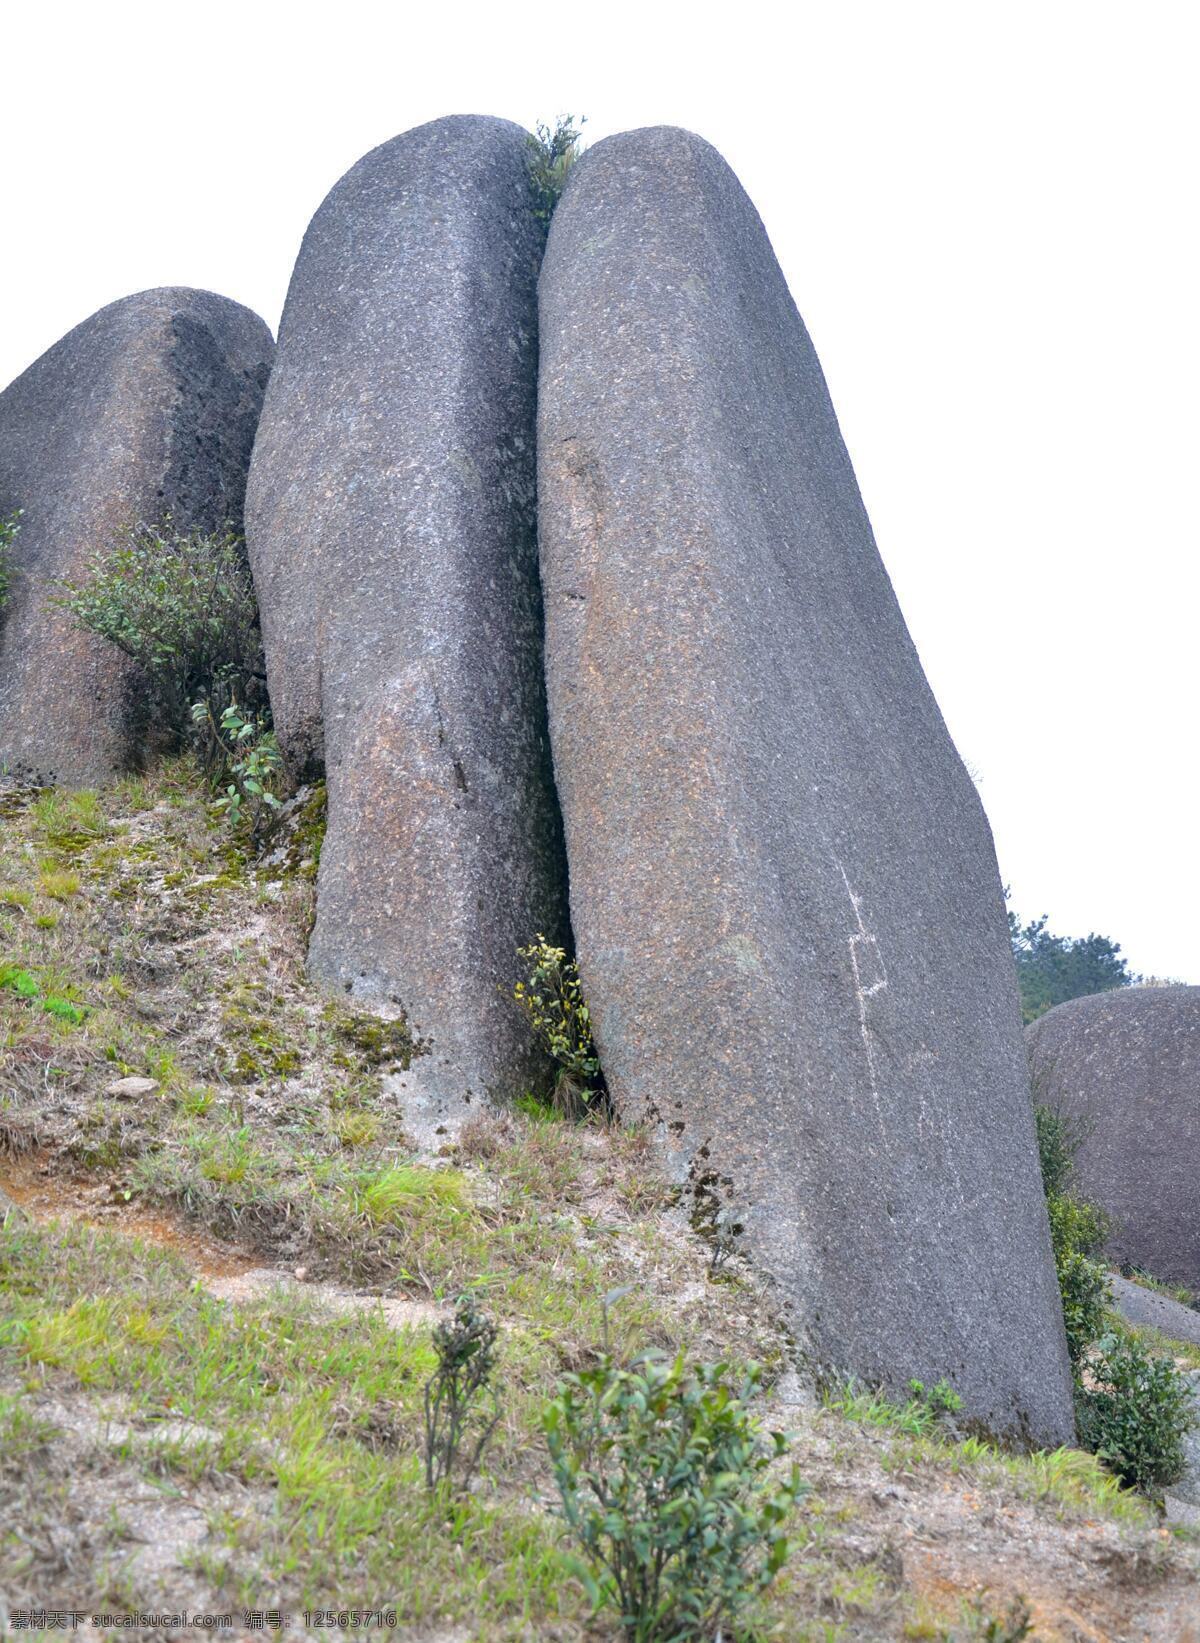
<box><xmin>246</xmin><ymin>117</ymin><xmax>566</xmax><ymax>1135</ymax></box>
<box><xmin>538</xmin><ymin>126</ymin><xmax>1074</xmax><ymax>1446</ymax></box>
<box><xmin>0</xmin><ymin>289</ymin><xmax>273</xmax><ymax>785</ymax></box>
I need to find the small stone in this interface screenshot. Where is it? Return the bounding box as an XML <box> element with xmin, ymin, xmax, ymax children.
<box><xmin>105</xmin><ymin>1076</ymin><xmax>159</xmax><ymax>1099</ymax></box>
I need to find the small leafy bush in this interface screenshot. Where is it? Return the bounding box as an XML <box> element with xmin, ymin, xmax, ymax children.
<box><xmin>55</xmin><ymin>520</ymin><xmax>267</xmax><ymax>752</ymax></box>
<box><xmin>1045</xmin><ymin>1191</ymin><xmax>1112</xmax><ymax>1370</ymax></box>
<box><xmin>1046</xmin><ymin>1188</ymin><xmax>1109</xmax><ymax>1262</ymax></box>
<box><xmin>56</xmin><ymin>520</ymin><xmax>287</xmax><ymax>840</ymax></box>
<box><xmin>0</xmin><ymin>510</ymin><xmax>22</xmax><ymax>608</ymax></box>
<box><xmin>1037</xmin><ymin>1103</ymin><xmax>1112</xmax><ymax>1370</ymax></box>
<box><xmin>1034</xmin><ymin>1104</ymin><xmax>1087</xmax><ymax>1199</ymax></box>
<box><xmin>544</xmin><ymin>1332</ymin><xmax>804</xmax><ymax>1642</ymax></box>
<box><xmin>514</xmin><ymin>935</ymin><xmax>603</xmax><ymax>1115</ymax></box>
<box><xmin>1078</xmin><ymin>1331</ymin><xmax>1195</xmax><ymax>1491</ymax></box>
<box><xmin>1034</xmin><ymin>1104</ymin><xmax>1194</xmax><ymax>1489</ymax></box>
<box><xmin>423</xmin><ymin>1292</ymin><xmax>501</xmax><ymax>1493</ymax></box>
<box><xmin>191</xmin><ymin>699</ymin><xmax>283</xmax><ymax>846</ymax></box>
<box><xmin>1057</xmin><ymin>1248</ymin><xmax>1112</xmax><ymax>1372</ymax></box>
<box><xmin>528</xmin><ymin>115</ymin><xmax>586</xmax><ymax>224</ymax></box>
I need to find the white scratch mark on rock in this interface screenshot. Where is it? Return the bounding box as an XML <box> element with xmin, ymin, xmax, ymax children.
<box><xmin>836</xmin><ymin>860</ymin><xmax>888</xmax><ymax>1135</ymax></box>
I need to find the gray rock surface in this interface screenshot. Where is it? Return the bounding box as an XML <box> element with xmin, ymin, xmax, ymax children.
<box><xmin>538</xmin><ymin>125</ymin><xmax>1074</xmax><ymax>1446</ymax></box>
<box><xmin>0</xmin><ymin>289</ymin><xmax>273</xmax><ymax>785</ymax></box>
<box><xmin>1109</xmin><ymin>1274</ymin><xmax>1200</xmax><ymax>1349</ymax></box>
<box><xmin>246</xmin><ymin>117</ymin><xmax>565</xmax><ymax>1130</ymax></box>
<box><xmin>1027</xmin><ymin>987</ymin><xmax>1200</xmax><ymax>1291</ymax></box>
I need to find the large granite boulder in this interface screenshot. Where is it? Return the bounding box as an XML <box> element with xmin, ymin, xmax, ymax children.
<box><xmin>538</xmin><ymin>126</ymin><xmax>1074</xmax><ymax>1445</ymax></box>
<box><xmin>1109</xmin><ymin>1275</ymin><xmax>1200</xmax><ymax>1350</ymax></box>
<box><xmin>246</xmin><ymin>117</ymin><xmax>565</xmax><ymax>1133</ymax></box>
<box><xmin>1027</xmin><ymin>987</ymin><xmax>1200</xmax><ymax>1291</ymax></box>
<box><xmin>0</xmin><ymin>289</ymin><xmax>273</xmax><ymax>785</ymax></box>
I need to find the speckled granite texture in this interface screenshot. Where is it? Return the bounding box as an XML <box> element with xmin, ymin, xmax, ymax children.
<box><xmin>0</xmin><ymin>289</ymin><xmax>273</xmax><ymax>785</ymax></box>
<box><xmin>537</xmin><ymin>125</ymin><xmax>1074</xmax><ymax>1446</ymax></box>
<box><xmin>1028</xmin><ymin>988</ymin><xmax>1200</xmax><ymax>1291</ymax></box>
<box><xmin>1109</xmin><ymin>1275</ymin><xmax>1200</xmax><ymax>1348</ymax></box>
<box><xmin>246</xmin><ymin>117</ymin><xmax>566</xmax><ymax>1133</ymax></box>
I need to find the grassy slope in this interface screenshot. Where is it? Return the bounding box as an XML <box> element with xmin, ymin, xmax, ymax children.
<box><xmin>1</xmin><ymin>768</ymin><xmax>1197</xmax><ymax>1640</ymax></box>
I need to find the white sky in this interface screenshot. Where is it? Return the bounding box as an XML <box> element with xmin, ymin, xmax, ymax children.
<box><xmin>4</xmin><ymin>1</ymin><xmax>1197</xmax><ymax>980</ymax></box>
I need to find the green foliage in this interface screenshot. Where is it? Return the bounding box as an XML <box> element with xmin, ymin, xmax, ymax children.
<box><xmin>1044</xmin><ymin>1170</ymin><xmax>1113</xmax><ymax>1375</ymax></box>
<box><xmin>544</xmin><ymin>1317</ymin><xmax>804</xmax><ymax>1642</ymax></box>
<box><xmin>1046</xmin><ymin>1188</ymin><xmax>1108</xmax><ymax>1263</ymax></box>
<box><xmin>1034</xmin><ymin>1103</ymin><xmax>1113</xmax><ymax>1369</ymax></box>
<box><xmin>423</xmin><ymin>1292</ymin><xmax>501</xmax><ymax>1493</ymax></box>
<box><xmin>55</xmin><ymin>519</ymin><xmax>267</xmax><ymax>757</ymax></box>
<box><xmin>30</xmin><ymin>788</ymin><xmax>107</xmax><ymax>851</ymax></box>
<box><xmin>1008</xmin><ymin>901</ymin><xmax>1136</xmax><ymax>1024</ymax></box>
<box><xmin>514</xmin><ymin>935</ymin><xmax>603</xmax><ymax>1114</ymax></box>
<box><xmin>0</xmin><ymin>509</ymin><xmax>22</xmax><ymax>608</ymax></box>
<box><xmin>1033</xmin><ymin>1103</ymin><xmax>1085</xmax><ymax>1198</ymax></box>
<box><xmin>824</xmin><ymin>1376</ymin><xmax>962</xmax><ymax>1438</ymax></box>
<box><xmin>0</xmin><ymin>962</ymin><xmax>39</xmax><ymax>999</ymax></box>
<box><xmin>513</xmin><ymin>1088</ymin><xmax>566</xmax><ymax>1125</ymax></box>
<box><xmin>357</xmin><ymin>1165</ymin><xmax>469</xmax><ymax>1224</ymax></box>
<box><xmin>978</xmin><ymin>1597</ymin><xmax>1034</xmax><ymax>1642</ymax></box>
<box><xmin>527</xmin><ymin>115</ymin><xmax>586</xmax><ymax>224</ymax></box>
<box><xmin>906</xmin><ymin>1377</ymin><xmax>963</xmax><ymax>1418</ymax></box>
<box><xmin>190</xmin><ymin>699</ymin><xmax>283</xmax><ymax>845</ymax></box>
<box><xmin>1057</xmin><ymin>1247</ymin><xmax>1112</xmax><ymax>1372</ymax></box>
<box><xmin>1034</xmin><ymin>1111</ymin><xmax>1194</xmax><ymax>1490</ymax></box>
<box><xmin>0</xmin><ymin>961</ymin><xmax>87</xmax><ymax>1025</ymax></box>
<box><xmin>1077</xmin><ymin>1331</ymin><xmax>1195</xmax><ymax>1491</ymax></box>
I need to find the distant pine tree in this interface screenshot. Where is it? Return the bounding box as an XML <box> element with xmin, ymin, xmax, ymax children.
<box><xmin>1007</xmin><ymin>899</ymin><xmax>1138</xmax><ymax>1024</ymax></box>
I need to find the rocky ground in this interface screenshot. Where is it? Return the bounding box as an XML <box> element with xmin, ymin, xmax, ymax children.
<box><xmin>1</xmin><ymin>767</ymin><xmax>1198</xmax><ymax>1641</ymax></box>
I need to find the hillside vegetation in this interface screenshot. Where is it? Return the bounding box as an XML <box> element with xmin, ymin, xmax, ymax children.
<box><xmin>1</xmin><ymin>768</ymin><xmax>1198</xmax><ymax>1640</ymax></box>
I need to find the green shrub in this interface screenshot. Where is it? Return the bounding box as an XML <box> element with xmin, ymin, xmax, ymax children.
<box><xmin>1033</xmin><ymin>1108</ymin><xmax>1194</xmax><ymax>1489</ymax></box>
<box><xmin>544</xmin><ymin>1337</ymin><xmax>804</xmax><ymax>1642</ymax></box>
<box><xmin>1077</xmin><ymin>1331</ymin><xmax>1194</xmax><ymax>1491</ymax></box>
<box><xmin>514</xmin><ymin>935</ymin><xmax>603</xmax><ymax>1115</ymax></box>
<box><xmin>0</xmin><ymin>510</ymin><xmax>21</xmax><ymax>608</ymax></box>
<box><xmin>1046</xmin><ymin>1189</ymin><xmax>1109</xmax><ymax>1262</ymax></box>
<box><xmin>55</xmin><ymin>520</ymin><xmax>267</xmax><ymax>751</ymax></box>
<box><xmin>1046</xmin><ymin>1191</ymin><xmax>1112</xmax><ymax>1370</ymax></box>
<box><xmin>191</xmin><ymin>699</ymin><xmax>283</xmax><ymax>846</ymax></box>
<box><xmin>527</xmin><ymin>115</ymin><xmax>586</xmax><ymax>224</ymax></box>
<box><xmin>1057</xmin><ymin>1248</ymin><xmax>1111</xmax><ymax>1371</ymax></box>
<box><xmin>56</xmin><ymin>521</ymin><xmax>286</xmax><ymax>839</ymax></box>
<box><xmin>1034</xmin><ymin>1103</ymin><xmax>1086</xmax><ymax>1198</ymax></box>
<box><xmin>423</xmin><ymin>1292</ymin><xmax>501</xmax><ymax>1494</ymax></box>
